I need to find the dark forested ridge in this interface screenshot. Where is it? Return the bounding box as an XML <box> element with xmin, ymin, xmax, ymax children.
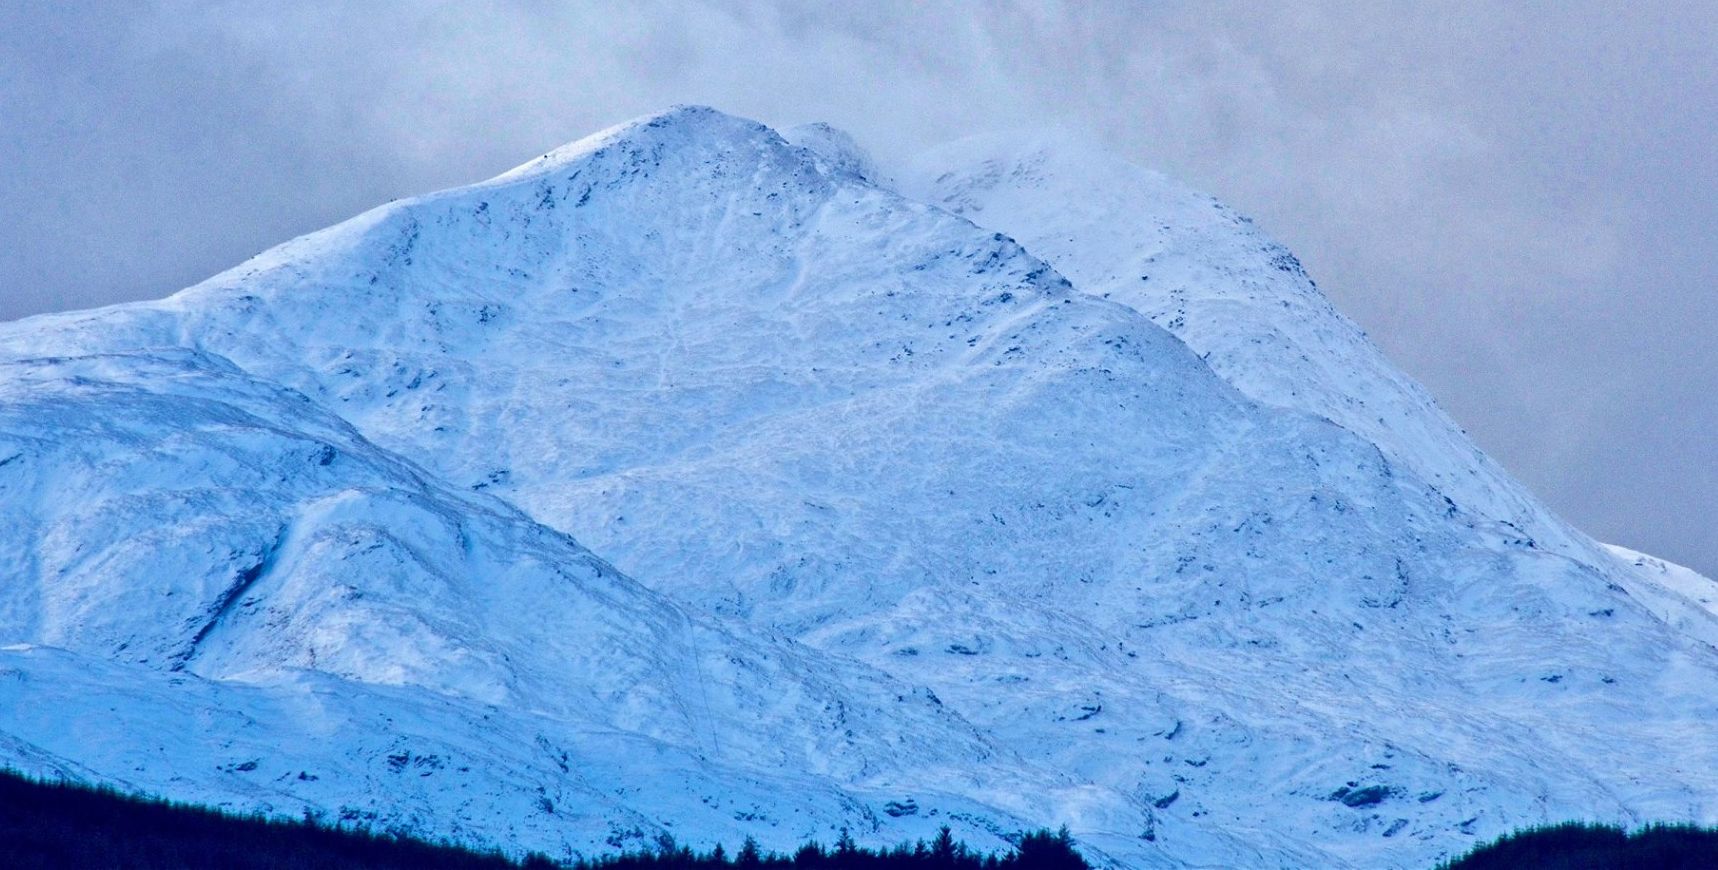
<box><xmin>0</xmin><ymin>769</ymin><xmax>1089</xmax><ymax>869</ymax></box>
<box><xmin>0</xmin><ymin>768</ymin><xmax>531</xmax><ymax>869</ymax></box>
<box><xmin>14</xmin><ymin>764</ymin><xmax>1718</xmax><ymax>869</ymax></box>
<box><xmin>1441</xmin><ymin>821</ymin><xmax>1718</xmax><ymax>869</ymax></box>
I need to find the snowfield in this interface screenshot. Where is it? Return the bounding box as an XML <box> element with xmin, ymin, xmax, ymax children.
<box><xmin>1</xmin><ymin>106</ymin><xmax>1714</xmax><ymax>868</ymax></box>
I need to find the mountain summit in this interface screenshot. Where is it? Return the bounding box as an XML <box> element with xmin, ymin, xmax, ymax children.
<box><xmin>2</xmin><ymin>107</ymin><xmax>1715</xmax><ymax>867</ymax></box>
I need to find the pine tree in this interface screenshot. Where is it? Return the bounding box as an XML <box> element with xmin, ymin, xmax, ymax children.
<box><xmin>737</xmin><ymin>836</ymin><xmax>762</xmax><ymax>867</ymax></box>
<box><xmin>932</xmin><ymin>826</ymin><xmax>959</xmax><ymax>860</ymax></box>
<box><xmin>1011</xmin><ymin>825</ymin><xmax>1086</xmax><ymax>870</ymax></box>
<box><xmin>834</xmin><ymin>828</ymin><xmax>857</xmax><ymax>856</ymax></box>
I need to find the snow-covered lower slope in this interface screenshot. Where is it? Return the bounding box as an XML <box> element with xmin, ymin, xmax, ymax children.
<box><xmin>1</xmin><ymin>106</ymin><xmax>1715</xmax><ymax>868</ymax></box>
<box><xmin>0</xmin><ymin>348</ymin><xmax>1061</xmax><ymax>859</ymax></box>
<box><xmin>0</xmin><ymin>642</ymin><xmax>1023</xmax><ymax>860</ymax></box>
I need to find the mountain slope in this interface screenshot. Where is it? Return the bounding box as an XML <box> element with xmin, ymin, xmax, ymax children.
<box><xmin>895</xmin><ymin>128</ymin><xmax>1718</xmax><ymax>651</ymax></box>
<box><xmin>0</xmin><ymin>347</ymin><xmax>1059</xmax><ymax>859</ymax></box>
<box><xmin>899</xmin><ymin>131</ymin><xmax>1578</xmax><ymax>553</ymax></box>
<box><xmin>900</xmin><ymin>134</ymin><xmax>1718</xmax><ymax>639</ymax></box>
<box><xmin>1</xmin><ymin>107</ymin><xmax>1714</xmax><ymax>867</ymax></box>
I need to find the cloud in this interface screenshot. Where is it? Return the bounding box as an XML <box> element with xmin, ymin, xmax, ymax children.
<box><xmin>2</xmin><ymin>0</ymin><xmax>1713</xmax><ymax>573</ymax></box>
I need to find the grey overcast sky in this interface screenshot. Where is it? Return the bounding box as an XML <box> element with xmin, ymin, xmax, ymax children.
<box><xmin>2</xmin><ymin>1</ymin><xmax>1713</xmax><ymax>575</ymax></box>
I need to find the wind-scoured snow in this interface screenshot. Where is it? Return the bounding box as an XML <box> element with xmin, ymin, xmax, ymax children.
<box><xmin>1</xmin><ymin>106</ymin><xmax>1714</xmax><ymax>868</ymax></box>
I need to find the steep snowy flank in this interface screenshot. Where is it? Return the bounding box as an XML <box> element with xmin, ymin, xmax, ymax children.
<box><xmin>896</xmin><ymin>127</ymin><xmax>1718</xmax><ymax>654</ymax></box>
<box><xmin>2</xmin><ymin>106</ymin><xmax>1715</xmax><ymax>867</ymax></box>
<box><xmin>0</xmin><ymin>347</ymin><xmax>1059</xmax><ymax>859</ymax></box>
<box><xmin>1608</xmin><ymin>545</ymin><xmax>1718</xmax><ymax>625</ymax></box>
<box><xmin>900</xmin><ymin>132</ymin><xmax>1591</xmax><ymax>554</ymax></box>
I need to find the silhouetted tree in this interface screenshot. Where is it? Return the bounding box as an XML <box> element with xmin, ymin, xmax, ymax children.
<box><xmin>1012</xmin><ymin>827</ymin><xmax>1085</xmax><ymax>870</ymax></box>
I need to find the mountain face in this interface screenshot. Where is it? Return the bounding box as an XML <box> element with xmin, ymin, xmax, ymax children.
<box><xmin>2</xmin><ymin>106</ymin><xmax>1715</xmax><ymax>867</ymax></box>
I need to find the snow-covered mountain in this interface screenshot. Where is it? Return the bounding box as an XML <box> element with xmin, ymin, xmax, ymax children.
<box><xmin>2</xmin><ymin>106</ymin><xmax>1715</xmax><ymax>868</ymax></box>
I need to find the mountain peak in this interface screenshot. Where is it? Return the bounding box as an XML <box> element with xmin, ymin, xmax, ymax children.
<box><xmin>782</xmin><ymin>121</ymin><xmax>883</xmax><ymax>183</ymax></box>
<box><xmin>490</xmin><ymin>104</ymin><xmax>781</xmax><ymax>186</ymax></box>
